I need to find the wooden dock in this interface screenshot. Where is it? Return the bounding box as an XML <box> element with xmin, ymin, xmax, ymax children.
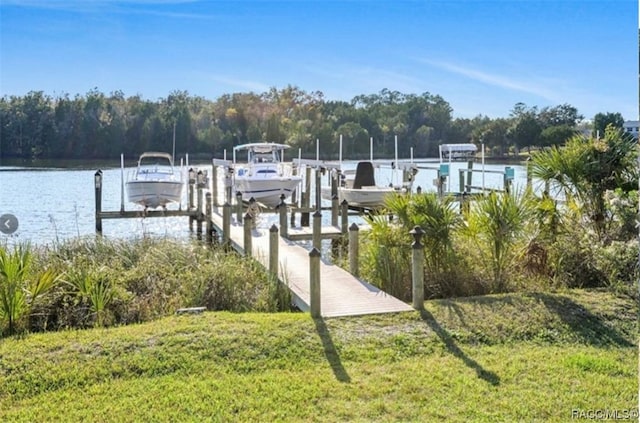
<box><xmin>209</xmin><ymin>211</ymin><xmax>412</xmax><ymax>318</ymax></box>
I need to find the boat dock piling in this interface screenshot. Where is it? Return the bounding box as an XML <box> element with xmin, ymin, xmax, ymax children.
<box><xmin>93</xmin><ymin>168</ymin><xmax>211</xmax><ymax>239</ymax></box>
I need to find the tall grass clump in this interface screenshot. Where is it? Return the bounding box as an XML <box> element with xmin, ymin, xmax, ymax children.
<box><xmin>9</xmin><ymin>237</ymin><xmax>294</xmax><ymax>336</ymax></box>
<box><xmin>360</xmin><ymin>214</ymin><xmax>412</xmax><ymax>300</ymax></box>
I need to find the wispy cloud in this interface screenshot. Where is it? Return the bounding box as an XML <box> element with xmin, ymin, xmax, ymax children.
<box><xmin>417</xmin><ymin>58</ymin><xmax>562</xmax><ymax>102</ymax></box>
<box><xmin>199</xmin><ymin>74</ymin><xmax>270</xmax><ymax>93</ymax></box>
<box><xmin>2</xmin><ymin>0</ymin><xmax>198</xmax><ymax>6</ymax></box>
<box><xmin>1</xmin><ymin>0</ymin><xmax>210</xmax><ymax>18</ymax></box>
<box><xmin>301</xmin><ymin>61</ymin><xmax>425</xmax><ymax>96</ymax></box>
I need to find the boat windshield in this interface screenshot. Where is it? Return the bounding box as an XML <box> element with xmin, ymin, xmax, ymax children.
<box><xmin>138</xmin><ymin>156</ymin><xmax>174</xmax><ymax>174</ymax></box>
<box><xmin>250</xmin><ymin>151</ymin><xmax>279</xmax><ymax>163</ymax></box>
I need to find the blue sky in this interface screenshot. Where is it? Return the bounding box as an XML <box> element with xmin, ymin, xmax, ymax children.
<box><xmin>1</xmin><ymin>0</ymin><xmax>637</xmax><ymax>120</ymax></box>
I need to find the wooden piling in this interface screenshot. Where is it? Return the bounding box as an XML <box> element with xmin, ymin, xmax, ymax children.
<box><xmin>225</xmin><ymin>168</ymin><xmax>233</xmax><ymax>205</ymax></box>
<box><xmin>309</xmin><ymin>247</ymin><xmax>321</xmax><ymax>318</ymax></box>
<box><xmin>269</xmin><ymin>224</ymin><xmax>279</xmax><ymax>276</ymax></box>
<box><xmin>348</xmin><ymin>223</ymin><xmax>359</xmax><ymax>276</ymax></box>
<box><xmin>315</xmin><ymin>167</ymin><xmax>322</xmax><ymax>212</ymax></box>
<box><xmin>235</xmin><ymin>191</ymin><xmax>243</xmax><ymax>225</ymax></box>
<box><xmin>436</xmin><ymin>171</ymin><xmax>445</xmax><ymax>198</ymax></box>
<box><xmin>331</xmin><ymin>194</ymin><xmax>338</xmax><ymax>227</ymax></box>
<box><xmin>301</xmin><ymin>166</ymin><xmax>311</xmax><ymax>226</ymax></box>
<box><xmin>410</xmin><ymin>226</ymin><xmax>425</xmax><ymax>311</ymax></box>
<box><xmin>466</xmin><ymin>160</ymin><xmax>473</xmax><ymax>192</ymax></box>
<box><xmin>212</xmin><ymin>163</ymin><xmax>219</xmax><ymax>210</ymax></box>
<box><xmin>222</xmin><ymin>202</ymin><xmax>231</xmax><ymax>246</ymax></box>
<box><xmin>94</xmin><ymin>170</ymin><xmax>103</xmax><ymax>235</ymax></box>
<box><xmin>206</xmin><ymin>192</ymin><xmax>213</xmax><ymax>245</ymax></box>
<box><xmin>278</xmin><ymin>196</ymin><xmax>288</xmax><ymax>238</ymax></box>
<box><xmin>196</xmin><ymin>171</ymin><xmax>204</xmax><ymax>239</ymax></box>
<box><xmin>340</xmin><ymin>200</ymin><xmax>349</xmax><ymax>234</ymax></box>
<box><xmin>243</xmin><ymin>212</ymin><xmax>253</xmax><ymax>257</ymax></box>
<box><xmin>312</xmin><ymin>210</ymin><xmax>322</xmax><ymax>250</ymax></box>
<box><xmin>188</xmin><ymin>168</ymin><xmax>195</xmax><ymax>231</ymax></box>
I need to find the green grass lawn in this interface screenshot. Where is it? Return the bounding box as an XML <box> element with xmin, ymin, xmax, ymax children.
<box><xmin>1</xmin><ymin>289</ymin><xmax>637</xmax><ymax>422</ymax></box>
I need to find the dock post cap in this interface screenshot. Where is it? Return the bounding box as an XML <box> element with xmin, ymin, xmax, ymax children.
<box><xmin>309</xmin><ymin>247</ymin><xmax>321</xmax><ymax>258</ymax></box>
<box><xmin>409</xmin><ymin>226</ymin><xmax>424</xmax><ymax>247</ymax></box>
<box><xmin>269</xmin><ymin>224</ymin><xmax>278</xmax><ymax>233</ymax></box>
<box><xmin>349</xmin><ymin>222</ymin><xmax>359</xmax><ymax>231</ymax></box>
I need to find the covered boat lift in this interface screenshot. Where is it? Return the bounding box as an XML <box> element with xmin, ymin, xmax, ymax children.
<box><xmin>439</xmin><ymin>143</ymin><xmax>478</xmax><ymax>161</ymax></box>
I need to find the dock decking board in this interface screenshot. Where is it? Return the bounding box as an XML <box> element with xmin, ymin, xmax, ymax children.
<box><xmin>209</xmin><ymin>212</ymin><xmax>413</xmax><ymax>317</ymax></box>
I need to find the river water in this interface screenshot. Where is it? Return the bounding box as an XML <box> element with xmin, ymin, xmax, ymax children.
<box><xmin>0</xmin><ymin>159</ymin><xmax>534</xmax><ymax>246</ymax></box>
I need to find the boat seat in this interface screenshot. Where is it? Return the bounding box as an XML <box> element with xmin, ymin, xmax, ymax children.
<box><xmin>353</xmin><ymin>161</ymin><xmax>376</xmax><ymax>189</ymax></box>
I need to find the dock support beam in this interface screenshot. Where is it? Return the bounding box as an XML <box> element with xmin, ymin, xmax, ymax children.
<box><xmin>309</xmin><ymin>247</ymin><xmax>321</xmax><ymax>318</ymax></box>
<box><xmin>410</xmin><ymin>226</ymin><xmax>425</xmax><ymax>311</ymax></box>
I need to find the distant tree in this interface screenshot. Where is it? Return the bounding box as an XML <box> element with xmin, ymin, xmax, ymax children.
<box><xmin>538</xmin><ymin>104</ymin><xmax>583</xmax><ymax>128</ymax></box>
<box><xmin>538</xmin><ymin>125</ymin><xmax>577</xmax><ymax>147</ymax></box>
<box><xmin>510</xmin><ymin>103</ymin><xmax>541</xmax><ymax>153</ymax></box>
<box><xmin>336</xmin><ymin>121</ymin><xmax>369</xmax><ymax>158</ymax></box>
<box><xmin>593</xmin><ymin>112</ymin><xmax>624</xmax><ymax>138</ymax></box>
<box><xmin>473</xmin><ymin>118</ymin><xmax>511</xmax><ymax>156</ymax></box>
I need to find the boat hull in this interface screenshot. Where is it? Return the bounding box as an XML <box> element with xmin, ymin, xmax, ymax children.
<box><xmin>234</xmin><ymin>176</ymin><xmax>302</xmax><ymax>207</ymax></box>
<box><xmin>126</xmin><ymin>180</ymin><xmax>184</xmax><ymax>208</ymax></box>
<box><xmin>322</xmin><ymin>186</ymin><xmax>396</xmax><ymax>208</ymax></box>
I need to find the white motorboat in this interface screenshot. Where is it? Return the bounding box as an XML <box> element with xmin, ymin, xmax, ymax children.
<box><xmin>322</xmin><ymin>161</ymin><xmax>399</xmax><ymax>208</ymax></box>
<box><xmin>232</xmin><ymin>142</ymin><xmax>302</xmax><ymax>207</ymax></box>
<box><xmin>126</xmin><ymin>152</ymin><xmax>184</xmax><ymax>208</ymax></box>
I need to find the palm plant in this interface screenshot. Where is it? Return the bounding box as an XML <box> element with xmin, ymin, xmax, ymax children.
<box><xmin>384</xmin><ymin>192</ymin><xmax>462</xmax><ymax>296</ymax></box>
<box><xmin>463</xmin><ymin>192</ymin><xmax>530</xmax><ymax>292</ymax></box>
<box><xmin>0</xmin><ymin>244</ymin><xmax>61</xmax><ymax>335</ymax></box>
<box><xmin>529</xmin><ymin>126</ymin><xmax>637</xmax><ymax>240</ymax></box>
<box><xmin>65</xmin><ymin>267</ymin><xmax>115</xmax><ymax>327</ymax></box>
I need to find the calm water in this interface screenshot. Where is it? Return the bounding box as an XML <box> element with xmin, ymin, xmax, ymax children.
<box><xmin>0</xmin><ymin>159</ymin><xmax>534</xmax><ymax>246</ymax></box>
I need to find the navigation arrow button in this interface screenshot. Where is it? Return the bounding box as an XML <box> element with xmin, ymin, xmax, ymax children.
<box><xmin>0</xmin><ymin>214</ymin><xmax>18</xmax><ymax>235</ymax></box>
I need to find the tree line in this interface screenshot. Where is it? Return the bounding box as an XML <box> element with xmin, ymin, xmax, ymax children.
<box><xmin>0</xmin><ymin>86</ymin><xmax>628</xmax><ymax>160</ymax></box>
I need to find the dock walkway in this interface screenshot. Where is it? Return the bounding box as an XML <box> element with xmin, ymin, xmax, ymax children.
<box><xmin>209</xmin><ymin>211</ymin><xmax>412</xmax><ymax>318</ymax></box>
